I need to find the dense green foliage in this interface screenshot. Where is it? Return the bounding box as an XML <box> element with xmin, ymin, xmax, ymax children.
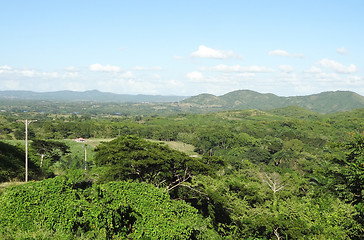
<box><xmin>325</xmin><ymin>135</ymin><xmax>364</xmax><ymax>229</ymax></box>
<box><xmin>1</xmin><ymin>104</ymin><xmax>364</xmax><ymax>239</ymax></box>
<box><xmin>0</xmin><ymin>173</ymin><xmax>217</xmax><ymax>239</ymax></box>
<box><xmin>94</xmin><ymin>135</ymin><xmax>223</xmax><ymax>188</ymax></box>
<box><xmin>30</xmin><ymin>139</ymin><xmax>70</xmax><ymax>167</ymax></box>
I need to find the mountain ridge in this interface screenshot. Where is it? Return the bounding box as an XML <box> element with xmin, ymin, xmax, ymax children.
<box><xmin>0</xmin><ymin>90</ymin><xmax>188</xmax><ymax>103</ymax></box>
<box><xmin>182</xmin><ymin>90</ymin><xmax>364</xmax><ymax>113</ymax></box>
<box><xmin>1</xmin><ymin>89</ymin><xmax>364</xmax><ymax>113</ymax></box>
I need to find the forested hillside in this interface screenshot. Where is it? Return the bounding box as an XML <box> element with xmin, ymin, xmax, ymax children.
<box><xmin>0</xmin><ymin>106</ymin><xmax>363</xmax><ymax>239</ymax></box>
<box><xmin>183</xmin><ymin>90</ymin><xmax>364</xmax><ymax>113</ymax></box>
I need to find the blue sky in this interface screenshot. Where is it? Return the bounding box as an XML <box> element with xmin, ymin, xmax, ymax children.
<box><xmin>0</xmin><ymin>0</ymin><xmax>363</xmax><ymax>96</ymax></box>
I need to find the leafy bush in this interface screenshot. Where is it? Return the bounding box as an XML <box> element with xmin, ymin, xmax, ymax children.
<box><xmin>0</xmin><ymin>174</ymin><xmax>217</xmax><ymax>239</ymax></box>
<box><xmin>94</xmin><ymin>135</ymin><xmax>224</xmax><ymax>189</ymax></box>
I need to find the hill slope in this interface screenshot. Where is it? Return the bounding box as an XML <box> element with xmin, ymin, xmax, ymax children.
<box><xmin>182</xmin><ymin>90</ymin><xmax>364</xmax><ymax>113</ymax></box>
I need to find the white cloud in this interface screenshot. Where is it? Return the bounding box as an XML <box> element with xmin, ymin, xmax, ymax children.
<box><xmin>166</xmin><ymin>79</ymin><xmax>184</xmax><ymax>88</ymax></box>
<box><xmin>186</xmin><ymin>71</ymin><xmax>204</xmax><ymax>80</ymax></box>
<box><xmin>20</xmin><ymin>70</ymin><xmax>36</xmax><ymax>77</ymax></box>
<box><xmin>269</xmin><ymin>49</ymin><xmax>304</xmax><ymax>58</ymax></box>
<box><xmin>304</xmin><ymin>66</ymin><xmax>322</xmax><ymax>73</ymax></box>
<box><xmin>269</xmin><ymin>49</ymin><xmax>290</xmax><ymax>57</ymax></box>
<box><xmin>15</xmin><ymin>69</ymin><xmax>59</xmax><ymax>78</ymax></box>
<box><xmin>65</xmin><ymin>66</ymin><xmax>79</xmax><ymax>72</ymax></box>
<box><xmin>345</xmin><ymin>76</ymin><xmax>363</xmax><ymax>86</ymax></box>
<box><xmin>118</xmin><ymin>71</ymin><xmax>135</xmax><ymax>79</ymax></box>
<box><xmin>348</xmin><ymin>75</ymin><xmax>361</xmax><ymax>81</ymax></box>
<box><xmin>96</xmin><ymin>77</ymin><xmax>185</xmax><ymax>95</ymax></box>
<box><xmin>89</xmin><ymin>63</ymin><xmax>121</xmax><ymax>72</ymax></box>
<box><xmin>277</xmin><ymin>72</ymin><xmax>301</xmax><ymax>85</ymax></box>
<box><xmin>0</xmin><ymin>65</ymin><xmax>12</xmax><ymax>71</ymax></box>
<box><xmin>191</xmin><ymin>45</ymin><xmax>241</xmax><ymax>59</ymax></box>
<box><xmin>152</xmin><ymin>73</ymin><xmax>161</xmax><ymax>79</ymax></box>
<box><xmin>336</xmin><ymin>47</ymin><xmax>348</xmax><ymax>55</ymax></box>
<box><xmin>316</xmin><ymin>72</ymin><xmax>341</xmax><ymax>81</ymax></box>
<box><xmin>63</xmin><ymin>72</ymin><xmax>79</xmax><ymax>78</ymax></box>
<box><xmin>279</xmin><ymin>65</ymin><xmax>294</xmax><ymax>72</ymax></box>
<box><xmin>317</xmin><ymin>58</ymin><xmax>357</xmax><ymax>73</ymax></box>
<box><xmin>133</xmin><ymin>66</ymin><xmax>163</xmax><ymax>71</ymax></box>
<box><xmin>236</xmin><ymin>73</ymin><xmax>256</xmax><ymax>77</ymax></box>
<box><xmin>173</xmin><ymin>56</ymin><xmax>184</xmax><ymax>60</ymax></box>
<box><xmin>40</xmin><ymin>72</ymin><xmax>59</xmax><ymax>78</ymax></box>
<box><xmin>204</xmin><ymin>64</ymin><xmax>274</xmax><ymax>73</ymax></box>
<box><xmin>0</xmin><ymin>65</ymin><xmax>63</xmax><ymax>79</ymax></box>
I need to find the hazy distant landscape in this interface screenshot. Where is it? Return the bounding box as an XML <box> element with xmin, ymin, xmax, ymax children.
<box><xmin>1</xmin><ymin>89</ymin><xmax>364</xmax><ymax>115</ymax></box>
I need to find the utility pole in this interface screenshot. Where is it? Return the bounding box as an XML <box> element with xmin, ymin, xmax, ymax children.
<box><xmin>19</xmin><ymin>119</ymin><xmax>37</xmax><ymax>182</ymax></box>
<box><xmin>84</xmin><ymin>144</ymin><xmax>87</xmax><ymax>171</ymax></box>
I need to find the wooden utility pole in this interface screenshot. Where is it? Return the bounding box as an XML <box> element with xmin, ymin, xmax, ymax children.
<box><xmin>19</xmin><ymin>119</ymin><xmax>37</xmax><ymax>182</ymax></box>
<box><xmin>25</xmin><ymin>120</ymin><xmax>29</xmax><ymax>182</ymax></box>
<box><xmin>84</xmin><ymin>144</ymin><xmax>87</xmax><ymax>170</ymax></box>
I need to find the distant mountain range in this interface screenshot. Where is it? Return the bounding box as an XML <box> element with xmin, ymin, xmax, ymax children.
<box><xmin>0</xmin><ymin>90</ymin><xmax>187</xmax><ymax>103</ymax></box>
<box><xmin>181</xmin><ymin>90</ymin><xmax>364</xmax><ymax>113</ymax></box>
<box><xmin>1</xmin><ymin>89</ymin><xmax>364</xmax><ymax>113</ymax></box>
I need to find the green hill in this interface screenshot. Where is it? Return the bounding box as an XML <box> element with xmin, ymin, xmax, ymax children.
<box><xmin>182</xmin><ymin>90</ymin><xmax>364</xmax><ymax>113</ymax></box>
<box><xmin>267</xmin><ymin>106</ymin><xmax>322</xmax><ymax>120</ymax></box>
<box><xmin>183</xmin><ymin>93</ymin><xmax>225</xmax><ymax>106</ymax></box>
<box><xmin>284</xmin><ymin>91</ymin><xmax>364</xmax><ymax>113</ymax></box>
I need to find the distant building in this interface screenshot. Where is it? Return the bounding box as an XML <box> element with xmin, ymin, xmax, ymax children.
<box><xmin>75</xmin><ymin>137</ymin><xmax>87</xmax><ymax>142</ymax></box>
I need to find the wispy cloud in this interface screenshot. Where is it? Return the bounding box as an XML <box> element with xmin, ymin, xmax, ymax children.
<box><xmin>336</xmin><ymin>47</ymin><xmax>348</xmax><ymax>55</ymax></box>
<box><xmin>0</xmin><ymin>65</ymin><xmax>60</xmax><ymax>78</ymax></box>
<box><xmin>64</xmin><ymin>66</ymin><xmax>79</xmax><ymax>72</ymax></box>
<box><xmin>268</xmin><ymin>49</ymin><xmax>304</xmax><ymax>58</ymax></box>
<box><xmin>118</xmin><ymin>71</ymin><xmax>135</xmax><ymax>79</ymax></box>
<box><xmin>191</xmin><ymin>45</ymin><xmax>241</xmax><ymax>59</ymax></box>
<box><xmin>304</xmin><ymin>66</ymin><xmax>322</xmax><ymax>73</ymax></box>
<box><xmin>0</xmin><ymin>65</ymin><xmax>12</xmax><ymax>72</ymax></box>
<box><xmin>133</xmin><ymin>66</ymin><xmax>163</xmax><ymax>71</ymax></box>
<box><xmin>89</xmin><ymin>63</ymin><xmax>121</xmax><ymax>72</ymax></box>
<box><xmin>186</xmin><ymin>71</ymin><xmax>204</xmax><ymax>81</ymax></box>
<box><xmin>279</xmin><ymin>65</ymin><xmax>294</xmax><ymax>72</ymax></box>
<box><xmin>317</xmin><ymin>58</ymin><xmax>357</xmax><ymax>73</ymax></box>
<box><xmin>202</xmin><ymin>64</ymin><xmax>274</xmax><ymax>73</ymax></box>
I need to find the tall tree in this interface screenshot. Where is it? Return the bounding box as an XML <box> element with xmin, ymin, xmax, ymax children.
<box><xmin>94</xmin><ymin>135</ymin><xmax>224</xmax><ymax>190</ymax></box>
<box><xmin>30</xmin><ymin>139</ymin><xmax>70</xmax><ymax>167</ymax></box>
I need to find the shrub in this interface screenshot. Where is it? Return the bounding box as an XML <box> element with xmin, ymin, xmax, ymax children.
<box><xmin>0</xmin><ymin>174</ymin><xmax>217</xmax><ymax>239</ymax></box>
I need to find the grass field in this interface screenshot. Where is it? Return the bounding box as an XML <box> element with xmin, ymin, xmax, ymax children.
<box><xmin>5</xmin><ymin>138</ymin><xmax>198</xmax><ymax>155</ymax></box>
<box><xmin>147</xmin><ymin>139</ymin><xmax>198</xmax><ymax>156</ymax></box>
